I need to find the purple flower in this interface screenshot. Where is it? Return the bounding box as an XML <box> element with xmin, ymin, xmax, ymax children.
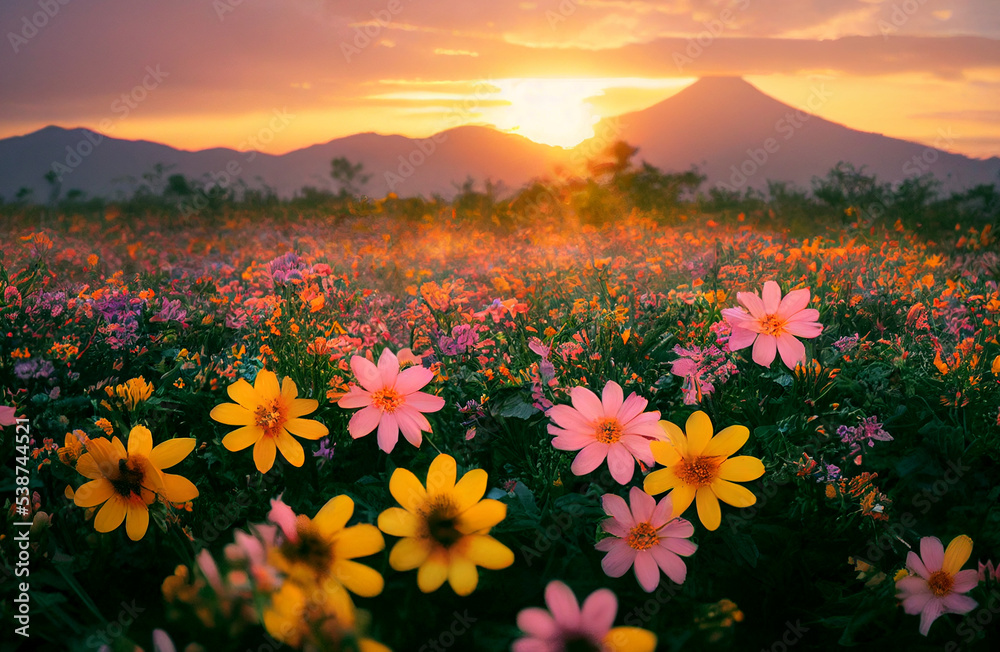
<box><xmin>14</xmin><ymin>358</ymin><xmax>55</xmax><ymax>380</ymax></box>
<box><xmin>267</xmin><ymin>252</ymin><xmax>305</xmax><ymax>284</ymax></box>
<box><xmin>837</xmin><ymin>416</ymin><xmax>893</xmax><ymax>457</ymax></box>
<box><xmin>439</xmin><ymin>324</ymin><xmax>480</xmax><ymax>356</ymax></box>
<box><xmin>150</xmin><ymin>298</ymin><xmax>188</xmax><ymax>325</ymax></box>
<box><xmin>313</xmin><ymin>438</ymin><xmax>335</xmax><ymax>460</ymax></box>
<box><xmin>833</xmin><ymin>334</ymin><xmax>860</xmax><ymax>353</ymax></box>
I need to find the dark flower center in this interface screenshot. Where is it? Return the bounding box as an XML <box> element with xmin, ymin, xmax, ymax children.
<box><xmin>111</xmin><ymin>458</ymin><xmax>145</xmax><ymax>498</ymax></box>
<box><xmin>282</xmin><ymin>521</ymin><xmax>333</xmax><ymax>574</ymax></box>
<box><xmin>424</xmin><ymin>497</ymin><xmax>463</xmax><ymax>548</ymax></box>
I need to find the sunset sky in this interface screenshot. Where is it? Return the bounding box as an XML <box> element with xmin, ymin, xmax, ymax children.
<box><xmin>2</xmin><ymin>0</ymin><xmax>999</xmax><ymax>156</ymax></box>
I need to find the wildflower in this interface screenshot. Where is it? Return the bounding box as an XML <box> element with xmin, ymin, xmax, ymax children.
<box><xmin>149</xmin><ymin>298</ymin><xmax>188</xmax><ymax>325</ymax></box>
<box><xmin>721</xmin><ymin>281</ymin><xmax>823</xmax><ymax>369</ymax></box>
<box><xmin>837</xmin><ymin>416</ymin><xmax>893</xmax><ymax>456</ymax></box>
<box><xmin>267</xmin><ymin>495</ymin><xmax>385</xmax><ymax>598</ymax></box>
<box><xmin>313</xmin><ymin>437</ymin><xmax>336</xmax><ymax>460</ymax></box>
<box><xmin>513</xmin><ymin>580</ymin><xmax>656</xmax><ymax>652</ymax></box>
<box><xmin>596</xmin><ymin>488</ymin><xmax>697</xmax><ymax>592</ymax></box>
<box><xmin>263</xmin><ymin>581</ymin><xmax>389</xmax><ymax>651</ymax></box>
<box><xmin>547</xmin><ymin>381</ymin><xmax>663</xmax><ymax>485</ymax></box>
<box><xmin>643</xmin><ymin>411</ymin><xmax>764</xmax><ymax>531</ymax></box>
<box><xmin>95</xmin><ymin>418</ymin><xmax>114</xmax><ymax>435</ymax></box>
<box><xmin>73</xmin><ymin>425</ymin><xmax>198</xmax><ymax>540</ymax></box>
<box><xmin>0</xmin><ymin>405</ymin><xmax>17</xmax><ymax>429</ymax></box>
<box><xmin>57</xmin><ymin>430</ymin><xmax>88</xmax><ymax>466</ymax></box>
<box><xmin>896</xmin><ymin>535</ymin><xmax>979</xmax><ymax>635</ymax></box>
<box><xmin>338</xmin><ymin>348</ymin><xmax>445</xmax><ymax>454</ymax></box>
<box><xmin>210</xmin><ymin>370</ymin><xmax>328</xmax><ymax>474</ymax></box>
<box><xmin>103</xmin><ymin>376</ymin><xmax>154</xmax><ymax>410</ymax></box>
<box><xmin>833</xmin><ymin>334</ymin><xmax>860</xmax><ymax>353</ymax></box>
<box><xmin>377</xmin><ymin>453</ymin><xmax>513</xmax><ymax>595</ymax></box>
<box><xmin>669</xmin><ymin>344</ymin><xmax>737</xmax><ymax>405</ymax></box>
<box><xmin>438</xmin><ymin>324</ymin><xmax>480</xmax><ymax>356</ymax></box>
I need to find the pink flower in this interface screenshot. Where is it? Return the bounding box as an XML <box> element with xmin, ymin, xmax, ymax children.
<box><xmin>720</xmin><ymin>281</ymin><xmax>822</xmax><ymax>369</ymax></box>
<box><xmin>896</xmin><ymin>535</ymin><xmax>979</xmax><ymax>636</ymax></box>
<box><xmin>513</xmin><ymin>580</ymin><xmax>656</xmax><ymax>652</ymax></box>
<box><xmin>337</xmin><ymin>348</ymin><xmax>445</xmax><ymax>453</ymax></box>
<box><xmin>0</xmin><ymin>405</ymin><xmax>17</xmax><ymax>429</ymax></box>
<box><xmin>595</xmin><ymin>487</ymin><xmax>697</xmax><ymax>592</ymax></box>
<box><xmin>547</xmin><ymin>381</ymin><xmax>663</xmax><ymax>485</ymax></box>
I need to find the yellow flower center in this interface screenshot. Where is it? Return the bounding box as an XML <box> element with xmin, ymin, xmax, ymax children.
<box><xmin>927</xmin><ymin>570</ymin><xmax>953</xmax><ymax>597</ymax></box>
<box><xmin>280</xmin><ymin>518</ymin><xmax>334</xmax><ymax>576</ymax></box>
<box><xmin>254</xmin><ymin>400</ymin><xmax>286</xmax><ymax>436</ymax></box>
<box><xmin>626</xmin><ymin>522</ymin><xmax>659</xmax><ymax>551</ymax></box>
<box><xmin>372</xmin><ymin>387</ymin><xmax>404</xmax><ymax>413</ymax></box>
<box><xmin>422</xmin><ymin>496</ymin><xmax>463</xmax><ymax>548</ymax></box>
<box><xmin>759</xmin><ymin>314</ymin><xmax>785</xmax><ymax>336</ymax></box>
<box><xmin>595</xmin><ymin>418</ymin><xmax>623</xmax><ymax>444</ymax></box>
<box><xmin>675</xmin><ymin>456</ymin><xmax>722</xmax><ymax>488</ymax></box>
<box><xmin>111</xmin><ymin>457</ymin><xmax>146</xmax><ymax>499</ymax></box>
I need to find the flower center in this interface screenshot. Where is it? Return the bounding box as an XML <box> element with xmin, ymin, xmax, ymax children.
<box><xmin>422</xmin><ymin>497</ymin><xmax>463</xmax><ymax>548</ymax></box>
<box><xmin>595</xmin><ymin>418</ymin><xmax>623</xmax><ymax>444</ymax></box>
<box><xmin>927</xmin><ymin>570</ymin><xmax>954</xmax><ymax>597</ymax></box>
<box><xmin>626</xmin><ymin>522</ymin><xmax>659</xmax><ymax>551</ymax></box>
<box><xmin>675</xmin><ymin>456</ymin><xmax>722</xmax><ymax>488</ymax></box>
<box><xmin>281</xmin><ymin>519</ymin><xmax>333</xmax><ymax>575</ymax></box>
<box><xmin>372</xmin><ymin>387</ymin><xmax>404</xmax><ymax>413</ymax></box>
<box><xmin>759</xmin><ymin>314</ymin><xmax>785</xmax><ymax>336</ymax></box>
<box><xmin>110</xmin><ymin>457</ymin><xmax>145</xmax><ymax>498</ymax></box>
<box><xmin>254</xmin><ymin>399</ymin><xmax>285</xmax><ymax>435</ymax></box>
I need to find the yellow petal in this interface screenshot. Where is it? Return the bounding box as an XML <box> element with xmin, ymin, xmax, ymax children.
<box><xmin>710</xmin><ymin>479</ymin><xmax>757</xmax><ymax>508</ymax></box>
<box><xmin>314</xmin><ymin>495</ymin><xmax>354</xmax><ymax>536</ymax></box>
<box><xmin>275</xmin><ymin>430</ymin><xmax>305</xmax><ymax>467</ymax></box>
<box><xmin>462</xmin><ymin>534</ymin><xmax>514</xmax><ymax>569</ymax></box>
<box><xmin>456</xmin><ymin>499</ymin><xmax>506</xmax><ymax>534</ymax></box>
<box><xmin>426</xmin><ymin>454</ymin><xmax>457</xmax><ymax>495</ymax></box>
<box><xmin>659</xmin><ymin>420</ymin><xmax>687</xmax><ymax>457</ymax></box>
<box><xmin>253</xmin><ymin>437</ymin><xmax>277</xmax><ymax>474</ymax></box>
<box><xmin>685</xmin><ymin>411</ymin><xmax>714</xmax><ymax>457</ymax></box>
<box><xmin>417</xmin><ymin>553</ymin><xmax>450</xmax><ymax>593</ymax></box>
<box><xmin>702</xmin><ymin>425</ymin><xmax>750</xmax><ymax>458</ymax></box>
<box><xmin>222</xmin><ymin>426</ymin><xmax>262</xmax><ymax>451</ymax></box>
<box><xmin>211</xmin><ymin>403</ymin><xmax>254</xmax><ymax>426</ymax></box>
<box><xmin>447</xmin><ymin>556</ymin><xmax>479</xmax><ymax>596</ymax></box>
<box><xmin>336</xmin><ymin>524</ymin><xmax>385</xmax><ymax>559</ymax></box>
<box><xmin>643</xmin><ymin>468</ymin><xmax>681</xmax><ymax>496</ymax></box>
<box><xmin>717</xmin><ymin>456</ymin><xmax>765</xmax><ymax>482</ymax></box>
<box><xmin>74</xmin><ymin>479</ymin><xmax>113</xmax><ymax>507</ymax></box>
<box><xmin>288</xmin><ymin>398</ymin><xmax>318</xmax><ymax>419</ymax></box>
<box><xmin>452</xmin><ymin>469</ymin><xmax>487</xmax><ymax>512</ymax></box>
<box><xmin>669</xmin><ymin>484</ymin><xmax>696</xmax><ymax>518</ymax></box>
<box><xmin>333</xmin><ymin>559</ymin><xmax>384</xmax><ymax>597</ymax></box>
<box><xmin>359</xmin><ymin>639</ymin><xmax>392</xmax><ymax>652</ymax></box>
<box><xmin>125</xmin><ymin>504</ymin><xmax>149</xmax><ymax>541</ymax></box>
<box><xmin>389</xmin><ymin>537</ymin><xmax>431</xmax><ymax>571</ymax></box>
<box><xmin>160</xmin><ymin>473</ymin><xmax>199</xmax><ymax>502</ymax></box>
<box><xmin>254</xmin><ymin>370</ymin><xmax>280</xmax><ymax>399</ymax></box>
<box><xmin>378</xmin><ymin>507</ymin><xmax>420</xmax><ymax>537</ymax></box>
<box><xmin>94</xmin><ymin>497</ymin><xmax>127</xmax><ymax>533</ymax></box>
<box><xmin>605</xmin><ymin>627</ymin><xmax>657</xmax><ymax>652</ymax></box>
<box><xmin>649</xmin><ymin>440</ymin><xmax>681</xmax><ymax>467</ymax></box>
<box><xmin>696</xmin><ymin>487</ymin><xmax>722</xmax><ymax>531</ymax></box>
<box><xmin>280</xmin><ymin>376</ymin><xmax>299</xmax><ymax>401</ymax></box>
<box><xmin>283</xmin><ymin>418</ymin><xmax>328</xmax><ymax>440</ymax></box>
<box><xmin>127</xmin><ymin>425</ymin><xmax>153</xmax><ymax>458</ymax></box>
<box><xmin>942</xmin><ymin>535</ymin><xmax>974</xmax><ymax>575</ymax></box>
<box><xmin>75</xmin><ymin>452</ymin><xmax>104</xmax><ymax>480</ymax></box>
<box><xmin>227</xmin><ymin>378</ymin><xmax>259</xmax><ymax>409</ymax></box>
<box><xmin>390</xmin><ymin>468</ymin><xmax>427</xmax><ymax>513</ymax></box>
<box><xmin>149</xmin><ymin>438</ymin><xmax>196</xmax><ymax>470</ymax></box>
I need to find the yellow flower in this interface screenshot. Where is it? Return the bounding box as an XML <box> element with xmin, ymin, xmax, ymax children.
<box><xmin>73</xmin><ymin>425</ymin><xmax>198</xmax><ymax>540</ymax></box>
<box><xmin>268</xmin><ymin>495</ymin><xmax>385</xmax><ymax>599</ymax></box>
<box><xmin>643</xmin><ymin>411</ymin><xmax>765</xmax><ymax>531</ymax></box>
<box><xmin>95</xmin><ymin>418</ymin><xmax>114</xmax><ymax>435</ymax></box>
<box><xmin>263</xmin><ymin>582</ymin><xmax>390</xmax><ymax>651</ymax></box>
<box><xmin>58</xmin><ymin>430</ymin><xmax>89</xmax><ymax>467</ymax></box>
<box><xmin>378</xmin><ymin>454</ymin><xmax>513</xmax><ymax>595</ymax></box>
<box><xmin>103</xmin><ymin>376</ymin><xmax>154</xmax><ymax>410</ymax></box>
<box><xmin>210</xmin><ymin>370</ymin><xmax>328</xmax><ymax>473</ymax></box>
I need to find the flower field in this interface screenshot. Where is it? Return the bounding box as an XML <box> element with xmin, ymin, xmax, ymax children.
<box><xmin>1</xmin><ymin>207</ymin><xmax>999</xmax><ymax>651</ymax></box>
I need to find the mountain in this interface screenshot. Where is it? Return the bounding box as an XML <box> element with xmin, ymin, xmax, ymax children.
<box><xmin>589</xmin><ymin>76</ymin><xmax>1000</xmax><ymax>193</ymax></box>
<box><xmin>2</xmin><ymin>78</ymin><xmax>998</xmax><ymax>202</ymax></box>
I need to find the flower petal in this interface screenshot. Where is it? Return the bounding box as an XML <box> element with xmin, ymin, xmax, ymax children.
<box><xmin>695</xmin><ymin>487</ymin><xmax>722</xmax><ymax>531</ymax></box>
<box><xmin>388</xmin><ymin>537</ymin><xmax>430</xmax><ymax>570</ymax></box>
<box><xmin>702</xmin><ymin>425</ymin><xmax>750</xmax><ymax>458</ymax></box>
<box><xmin>942</xmin><ymin>535</ymin><xmax>973</xmax><ymax>575</ymax></box>
<box><xmin>651</xmin><ymin>545</ymin><xmax>689</xmax><ymax>584</ymax></box>
<box><xmin>149</xmin><ymin>438</ymin><xmax>196</xmax><ymax>470</ymax></box>
<box><xmin>389</xmin><ymin>469</ymin><xmax>427</xmax><ymax>513</ymax></box>
<box><xmin>74</xmin><ymin>479</ymin><xmax>113</xmax><ymax>507</ymax></box>
<box><xmin>211</xmin><ymin>402</ymin><xmax>254</xmax><ymax>426</ymax></box>
<box><xmin>600</xmin><ymin>540</ymin><xmax>637</xmax><ymax>578</ymax></box>
<box><xmin>222</xmin><ymin>426</ymin><xmax>262</xmax><ymax>452</ymax></box>
<box><xmin>253</xmin><ymin>437</ymin><xmax>277</xmax><ymax>474</ymax></box>
<box><xmin>287</xmin><ymin>398</ymin><xmax>319</xmax><ymax>418</ymax></box>
<box><xmin>227</xmin><ymin>378</ymin><xmax>259</xmax><ymax>409</ymax></box>
<box><xmin>128</xmin><ymin>425</ymin><xmax>153</xmax><ymax>458</ymax></box>
<box><xmin>728</xmin><ymin>325</ymin><xmax>758</xmax><ymax>350</ymax></box>
<box><xmin>570</xmin><ymin>386</ymin><xmax>605</xmax><ymax>421</ymax></box>
<box><xmin>160</xmin><ymin>473</ymin><xmax>199</xmax><ymax>502</ymax></box>
<box><xmin>334</xmin><ymin>559</ymin><xmax>384</xmax><ymax>597</ymax></box>
<box><xmin>710</xmin><ymin>479</ymin><xmax>757</xmax><ymax>508</ymax></box>
<box><xmin>606</xmin><ymin>444</ymin><xmax>636</xmax><ymax>484</ymax></box>
<box><xmin>448</xmin><ymin>556</ymin><xmax>479</xmax><ymax>596</ymax></box>
<box><xmin>254</xmin><ymin>370</ymin><xmax>280</xmax><ymax>399</ymax></box>
<box><xmin>601</xmin><ymin>493</ymin><xmax>635</xmax><ymax>528</ymax></box>
<box><xmin>378</xmin><ymin>507</ymin><xmax>420</xmax><ymax>537</ymax></box>
<box><xmin>351</xmin><ymin>355</ymin><xmax>382</xmax><ymax>392</ymax></box>
<box><xmin>684</xmin><ymin>411</ymin><xmax>714</xmax><ymax>457</ymax></box>
<box><xmin>348</xmin><ymin>406</ymin><xmax>382</xmax><ymax>439</ymax></box>
<box><xmin>453</xmin><ymin>468</ymin><xmax>488</xmax><ymax>512</ymax></box>
<box><xmin>403</xmin><ymin>391</ymin><xmax>445</xmax><ymax>413</ymax></box>
<box><xmin>125</xmin><ymin>504</ymin><xmax>149</xmax><ymax>541</ymax></box>
<box><xmin>377</xmin><ymin>348</ymin><xmax>400</xmax><ymax>387</ymax></box>
<box><xmin>337</xmin><ymin>524</ymin><xmax>385</xmax><ymax>559</ymax></box>
<box><xmin>395</xmin><ymin>365</ymin><xmax>434</xmax><ymax>394</ymax></box>
<box><xmin>417</xmin><ymin>553</ymin><xmax>450</xmax><ymax>593</ymax></box>
<box><xmin>601</xmin><ymin>381</ymin><xmax>624</xmax><ymax>416</ymax></box>
<box><xmin>376</xmin><ymin>413</ymin><xmax>400</xmax><ymax>453</ymax></box>
<box><xmin>717</xmin><ymin>456</ymin><xmax>765</xmax><ymax>482</ymax></box>
<box><xmin>544</xmin><ymin>581</ymin><xmax>581</xmax><ymax>628</ymax></box>
<box><xmin>580</xmin><ymin>587</ymin><xmax>618</xmax><ymax>636</ymax></box>
<box><xmin>463</xmin><ymin>534</ymin><xmax>514</xmax><ymax>569</ymax></box>
<box><xmin>605</xmin><ymin>627</ymin><xmax>656</xmax><ymax>652</ymax></box>
<box><xmin>284</xmin><ymin>418</ymin><xmax>328</xmax><ymax>440</ymax></box>
<box><xmin>457</xmin><ymin>499</ymin><xmax>506</xmax><ymax>533</ymax></box>
<box><xmin>94</xmin><ymin>496</ymin><xmax>127</xmax><ymax>533</ymax></box>
<box><xmin>761</xmin><ymin>281</ymin><xmax>781</xmax><ymax>314</ymax></box>
<box><xmin>314</xmin><ymin>495</ymin><xmax>354</xmax><ymax>535</ymax></box>
<box><xmin>920</xmin><ymin>536</ymin><xmax>945</xmax><ymax>573</ymax></box>
<box><xmin>752</xmin><ymin>335</ymin><xmax>777</xmax><ymax>366</ymax></box>
<box><xmin>426</xmin><ymin>454</ymin><xmax>457</xmax><ymax>495</ymax></box>
<box><xmin>571</xmin><ymin>443</ymin><xmax>610</xmax><ymax>476</ymax></box>
<box><xmin>776</xmin><ymin>333</ymin><xmax>806</xmax><ymax>370</ymax></box>
<box><xmin>775</xmin><ymin>288</ymin><xmax>810</xmax><ymax>319</ymax></box>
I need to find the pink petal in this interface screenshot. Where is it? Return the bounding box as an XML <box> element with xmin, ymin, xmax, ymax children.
<box><xmin>775</xmin><ymin>288</ymin><xmax>810</xmax><ymax>319</ymax></box>
<box><xmin>619</xmin><ymin>435</ymin><xmax>654</xmax><ymax>465</ymax></box>
<box><xmin>544</xmin><ymin>581</ymin><xmax>581</xmax><ymax>629</ymax></box>
<box><xmin>906</xmin><ymin>551</ymin><xmax>931</xmax><ymax>580</ymax></box>
<box><xmin>616</xmin><ymin>393</ymin><xmax>648</xmax><ymax>425</ymax></box>
<box><xmin>605</xmin><ymin>444</ymin><xmax>636</xmax><ymax>484</ymax></box>
<box><xmin>658</xmin><ymin>517</ymin><xmax>695</xmax><ymax>539</ymax></box>
<box><xmin>516</xmin><ymin>608</ymin><xmax>559</xmax><ymax>639</ymax></box>
<box><xmin>783</xmin><ymin>307</ymin><xmax>820</xmax><ymax>323</ymax></box>
<box><xmin>783</xmin><ymin>319</ymin><xmax>823</xmax><ymax>338</ymax></box>
<box><xmin>900</xmin><ymin>587</ymin><xmax>932</xmax><ymax>615</ymax></box>
<box><xmin>579</xmin><ymin>588</ymin><xmax>617</xmax><ymax>638</ymax></box>
<box><xmin>570</xmin><ymin>443</ymin><xmax>609</xmax><ymax>476</ymax></box>
<box><xmin>728</xmin><ymin>325</ymin><xmax>758</xmax><ymax>350</ymax></box>
<box><xmin>776</xmin><ymin>333</ymin><xmax>806</xmax><ymax>369</ymax></box>
<box><xmin>951</xmin><ymin>569</ymin><xmax>979</xmax><ymax>593</ymax></box>
<box><xmin>601</xmin><ymin>493</ymin><xmax>635</xmax><ymax>528</ymax></box>
<box><xmin>942</xmin><ymin>592</ymin><xmax>977</xmax><ymax>614</ymax></box>
<box><xmin>394</xmin><ymin>365</ymin><xmax>434</xmax><ymax>394</ymax></box>
<box><xmin>628</xmin><ymin>486</ymin><xmax>656</xmax><ymax>523</ymax></box>
<box><xmin>651</xmin><ymin>545</ymin><xmax>688</xmax><ymax>584</ymax></box>
<box><xmin>761</xmin><ymin>281</ymin><xmax>781</xmax><ymax>314</ymax></box>
<box><xmin>600</xmin><ymin>540</ymin><xmax>636</xmax><ymax>577</ymax></box>
<box><xmin>752</xmin><ymin>334</ymin><xmax>777</xmax><ymax>366</ymax></box>
<box><xmin>267</xmin><ymin>498</ymin><xmax>298</xmax><ymax>541</ymax></box>
<box><xmin>620</xmin><ymin>412</ymin><xmax>663</xmax><ymax>439</ymax></box>
<box><xmin>337</xmin><ymin>387</ymin><xmax>371</xmax><ymax>409</ymax></box>
<box><xmin>737</xmin><ymin>291</ymin><xmax>766</xmax><ymax>319</ymax></box>
<box><xmin>548</xmin><ymin>404</ymin><xmax>595</xmax><ymax>433</ymax></box>
<box><xmin>376</xmin><ymin>413</ymin><xmax>399</xmax><ymax>453</ymax></box>
<box><xmin>512</xmin><ymin>640</ymin><xmax>553</xmax><ymax>652</ymax></box>
<box><xmin>394</xmin><ymin>409</ymin><xmax>425</xmax><ymax>447</ymax></box>
<box><xmin>721</xmin><ymin>307</ymin><xmax>752</xmax><ymax>326</ymax></box>
<box><xmin>348</xmin><ymin>405</ymin><xmax>382</xmax><ymax>438</ymax></box>
<box><xmin>633</xmin><ymin>551</ymin><xmax>661</xmax><ymax>592</ymax></box>
<box><xmin>650</xmin><ymin>495</ymin><xmax>674</xmax><ymax>526</ymax></box>
<box><xmin>350</xmin><ymin>355</ymin><xmax>382</xmax><ymax>392</ymax></box>
<box><xmin>601</xmin><ymin>381</ymin><xmax>624</xmax><ymax>415</ymax></box>
<box><xmin>404</xmin><ymin>391</ymin><xmax>445</xmax><ymax>413</ymax></box>
<box><xmin>661</xmin><ymin>536</ymin><xmax>697</xmax><ymax>557</ymax></box>
<box><xmin>377</xmin><ymin>348</ymin><xmax>399</xmax><ymax>387</ymax></box>
<box><xmin>601</xmin><ymin>518</ymin><xmax>629</xmax><ymax>538</ymax></box>
<box><xmin>920</xmin><ymin>537</ymin><xmax>945</xmax><ymax>573</ymax></box>
<box><xmin>570</xmin><ymin>386</ymin><xmax>605</xmax><ymax>421</ymax></box>
<box><xmin>918</xmin><ymin>598</ymin><xmax>945</xmax><ymax>636</ymax></box>
<box><xmin>551</xmin><ymin>430</ymin><xmax>595</xmax><ymax>451</ymax></box>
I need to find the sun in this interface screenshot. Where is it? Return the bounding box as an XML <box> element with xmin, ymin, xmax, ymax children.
<box><xmin>486</xmin><ymin>79</ymin><xmax>606</xmax><ymax>148</ymax></box>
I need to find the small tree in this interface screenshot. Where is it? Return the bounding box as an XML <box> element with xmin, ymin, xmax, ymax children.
<box><xmin>331</xmin><ymin>157</ymin><xmax>370</xmax><ymax>198</ymax></box>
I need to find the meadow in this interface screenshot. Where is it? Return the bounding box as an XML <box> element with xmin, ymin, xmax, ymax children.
<box><xmin>1</xmin><ymin>177</ymin><xmax>999</xmax><ymax>651</ymax></box>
